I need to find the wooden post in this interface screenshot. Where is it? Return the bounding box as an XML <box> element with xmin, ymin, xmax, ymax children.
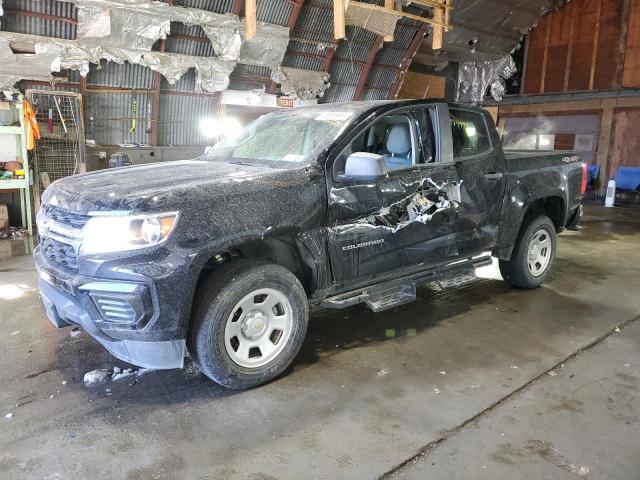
<box><xmin>444</xmin><ymin>0</ymin><xmax>451</xmax><ymax>32</ymax></box>
<box><xmin>245</xmin><ymin>0</ymin><xmax>257</xmax><ymax>40</ymax></box>
<box><xmin>432</xmin><ymin>6</ymin><xmax>443</xmax><ymax>50</ymax></box>
<box><xmin>384</xmin><ymin>0</ymin><xmax>395</xmax><ymax>42</ymax></box>
<box><xmin>596</xmin><ymin>100</ymin><xmax>615</xmax><ymax>195</ymax></box>
<box><xmin>334</xmin><ymin>0</ymin><xmax>346</xmax><ymax>40</ymax></box>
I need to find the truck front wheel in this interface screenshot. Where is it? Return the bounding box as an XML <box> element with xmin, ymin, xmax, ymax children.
<box><xmin>499</xmin><ymin>214</ymin><xmax>557</xmax><ymax>289</ymax></box>
<box><xmin>189</xmin><ymin>260</ymin><xmax>309</xmax><ymax>389</ymax></box>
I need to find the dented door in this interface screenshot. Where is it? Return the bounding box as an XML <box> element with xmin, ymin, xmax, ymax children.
<box><xmin>326</xmin><ymin>106</ymin><xmax>463</xmax><ymax>283</ymax></box>
<box><xmin>327</xmin><ymin>167</ymin><xmax>429</xmax><ymax>282</ymax></box>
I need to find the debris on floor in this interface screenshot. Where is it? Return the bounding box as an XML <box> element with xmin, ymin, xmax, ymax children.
<box><xmin>83</xmin><ymin>366</ymin><xmax>155</xmax><ymax>387</ymax></box>
<box><xmin>4</xmin><ymin>412</ymin><xmax>13</xmax><ymax>420</ymax></box>
<box><xmin>377</xmin><ymin>368</ymin><xmax>390</xmax><ymax>377</ymax></box>
<box><xmin>70</xmin><ymin>328</ymin><xmax>82</xmax><ymax>338</ymax></box>
<box><xmin>0</xmin><ymin>227</ymin><xmax>28</xmax><ymax>240</ymax></box>
<box><xmin>83</xmin><ymin>369</ymin><xmax>110</xmax><ymax>387</ymax></box>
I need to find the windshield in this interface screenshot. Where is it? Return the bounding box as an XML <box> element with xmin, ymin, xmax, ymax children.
<box><xmin>206</xmin><ymin>108</ymin><xmax>354</xmax><ymax>164</ymax></box>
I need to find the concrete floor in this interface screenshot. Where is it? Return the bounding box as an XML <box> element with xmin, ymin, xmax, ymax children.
<box><xmin>0</xmin><ymin>204</ymin><xmax>638</xmax><ymax>480</ymax></box>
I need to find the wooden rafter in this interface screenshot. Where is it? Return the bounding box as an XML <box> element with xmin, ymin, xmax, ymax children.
<box><xmin>245</xmin><ymin>0</ymin><xmax>257</xmax><ymax>39</ymax></box>
<box><xmin>334</xmin><ymin>0</ymin><xmax>346</xmax><ymax>40</ymax></box>
<box><xmin>384</xmin><ymin>0</ymin><xmax>395</xmax><ymax>42</ymax></box>
<box><xmin>334</xmin><ymin>1</ymin><xmax>452</xmax><ymax>50</ymax></box>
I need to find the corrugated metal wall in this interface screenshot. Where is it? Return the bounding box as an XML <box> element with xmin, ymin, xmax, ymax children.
<box><xmin>2</xmin><ymin>0</ymin><xmax>429</xmax><ymax>145</ymax></box>
<box><xmin>84</xmin><ymin>91</ymin><xmax>152</xmax><ymax>145</ymax></box>
<box><xmin>158</xmin><ymin>94</ymin><xmax>218</xmax><ymax>145</ymax></box>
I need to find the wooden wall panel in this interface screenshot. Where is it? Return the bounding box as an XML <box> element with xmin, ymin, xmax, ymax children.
<box><xmin>593</xmin><ymin>0</ymin><xmax>625</xmax><ymax>89</ymax></box>
<box><xmin>568</xmin><ymin>0</ymin><xmax>601</xmax><ymax>91</ymax></box>
<box><xmin>398</xmin><ymin>72</ymin><xmax>446</xmax><ymax>99</ymax></box>
<box><xmin>523</xmin><ymin>17</ymin><xmax>548</xmax><ymax>94</ymax></box>
<box><xmin>544</xmin><ymin>5</ymin><xmax>573</xmax><ymax>92</ymax></box>
<box><xmin>523</xmin><ymin>0</ymin><xmax>635</xmax><ymax>94</ymax></box>
<box><xmin>608</xmin><ymin>109</ymin><xmax>640</xmax><ymax>177</ymax></box>
<box><xmin>623</xmin><ymin>0</ymin><xmax>640</xmax><ymax>86</ymax></box>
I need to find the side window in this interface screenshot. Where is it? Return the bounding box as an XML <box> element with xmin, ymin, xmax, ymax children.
<box><xmin>333</xmin><ymin>113</ymin><xmax>418</xmax><ymax>178</ymax></box>
<box><xmin>413</xmin><ymin>108</ymin><xmax>436</xmax><ymax>163</ymax></box>
<box><xmin>450</xmin><ymin>108</ymin><xmax>491</xmax><ymax>158</ymax></box>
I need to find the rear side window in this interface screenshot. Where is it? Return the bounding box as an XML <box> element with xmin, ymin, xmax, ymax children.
<box><xmin>450</xmin><ymin>108</ymin><xmax>491</xmax><ymax>158</ymax></box>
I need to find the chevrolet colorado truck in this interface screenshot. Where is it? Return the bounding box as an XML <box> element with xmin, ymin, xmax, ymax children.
<box><xmin>35</xmin><ymin>100</ymin><xmax>586</xmax><ymax>389</ymax></box>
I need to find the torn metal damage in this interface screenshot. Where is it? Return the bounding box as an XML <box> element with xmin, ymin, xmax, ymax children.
<box><xmin>358</xmin><ymin>177</ymin><xmax>462</xmax><ymax>233</ymax></box>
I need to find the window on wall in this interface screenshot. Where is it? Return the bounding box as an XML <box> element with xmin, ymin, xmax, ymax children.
<box><xmin>450</xmin><ymin>108</ymin><xmax>491</xmax><ymax>158</ymax></box>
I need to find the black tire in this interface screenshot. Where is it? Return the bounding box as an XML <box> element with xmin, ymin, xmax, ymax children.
<box><xmin>499</xmin><ymin>214</ymin><xmax>557</xmax><ymax>289</ymax></box>
<box><xmin>188</xmin><ymin>260</ymin><xmax>309</xmax><ymax>389</ymax></box>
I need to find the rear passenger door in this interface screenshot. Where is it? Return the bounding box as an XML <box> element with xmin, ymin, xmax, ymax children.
<box><xmin>447</xmin><ymin>106</ymin><xmax>507</xmax><ymax>255</ymax></box>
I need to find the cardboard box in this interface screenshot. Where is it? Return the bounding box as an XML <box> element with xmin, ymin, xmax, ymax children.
<box><xmin>0</xmin><ymin>240</ymin><xmax>11</xmax><ymax>260</ymax></box>
<box><xmin>0</xmin><ymin>204</ymin><xmax>8</xmax><ymax>229</ymax></box>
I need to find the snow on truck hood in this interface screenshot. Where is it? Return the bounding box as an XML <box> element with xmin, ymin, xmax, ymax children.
<box><xmin>41</xmin><ymin>159</ymin><xmax>295</xmax><ymax>214</ymax></box>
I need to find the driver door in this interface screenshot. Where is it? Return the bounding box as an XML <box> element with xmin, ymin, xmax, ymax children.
<box><xmin>326</xmin><ymin>108</ymin><xmax>457</xmax><ymax>284</ymax></box>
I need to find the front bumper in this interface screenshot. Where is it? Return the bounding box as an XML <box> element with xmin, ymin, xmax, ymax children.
<box><xmin>35</xmin><ymin>248</ymin><xmax>186</xmax><ymax>369</ymax></box>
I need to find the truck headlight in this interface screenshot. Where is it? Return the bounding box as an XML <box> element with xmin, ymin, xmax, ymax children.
<box><xmin>80</xmin><ymin>212</ymin><xmax>179</xmax><ymax>255</ymax></box>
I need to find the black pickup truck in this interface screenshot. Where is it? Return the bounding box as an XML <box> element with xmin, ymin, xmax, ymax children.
<box><xmin>35</xmin><ymin>100</ymin><xmax>586</xmax><ymax>389</ymax></box>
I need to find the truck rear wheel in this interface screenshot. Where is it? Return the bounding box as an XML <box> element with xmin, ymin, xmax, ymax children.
<box><xmin>499</xmin><ymin>214</ymin><xmax>557</xmax><ymax>289</ymax></box>
<box><xmin>189</xmin><ymin>260</ymin><xmax>308</xmax><ymax>389</ymax></box>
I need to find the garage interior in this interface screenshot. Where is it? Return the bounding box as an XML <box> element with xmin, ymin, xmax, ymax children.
<box><xmin>1</xmin><ymin>0</ymin><xmax>639</xmax><ymax>478</ymax></box>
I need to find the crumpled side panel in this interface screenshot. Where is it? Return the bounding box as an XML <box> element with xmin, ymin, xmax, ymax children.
<box><xmin>271</xmin><ymin>67</ymin><xmax>331</xmax><ymax>100</ymax></box>
<box><xmin>457</xmin><ymin>54</ymin><xmax>516</xmax><ymax>103</ymax></box>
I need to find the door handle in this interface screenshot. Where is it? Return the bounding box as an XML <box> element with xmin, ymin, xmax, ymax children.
<box><xmin>484</xmin><ymin>172</ymin><xmax>503</xmax><ymax>180</ymax></box>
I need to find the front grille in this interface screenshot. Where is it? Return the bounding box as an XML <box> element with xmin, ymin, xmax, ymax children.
<box><xmin>93</xmin><ymin>296</ymin><xmax>137</xmax><ymax>324</ymax></box>
<box><xmin>43</xmin><ymin>205</ymin><xmax>90</xmax><ymax>229</ymax></box>
<box><xmin>41</xmin><ymin>236</ymin><xmax>78</xmax><ymax>270</ymax></box>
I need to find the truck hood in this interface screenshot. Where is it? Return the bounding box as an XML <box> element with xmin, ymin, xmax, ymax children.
<box><xmin>42</xmin><ymin>159</ymin><xmax>291</xmax><ymax>214</ymax></box>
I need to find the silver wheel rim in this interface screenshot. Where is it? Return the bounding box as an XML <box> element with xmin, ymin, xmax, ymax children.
<box><xmin>527</xmin><ymin>228</ymin><xmax>552</xmax><ymax>277</ymax></box>
<box><xmin>224</xmin><ymin>288</ymin><xmax>293</xmax><ymax>368</ymax></box>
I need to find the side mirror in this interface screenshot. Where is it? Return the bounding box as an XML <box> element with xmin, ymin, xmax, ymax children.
<box><xmin>340</xmin><ymin>152</ymin><xmax>387</xmax><ymax>183</ymax></box>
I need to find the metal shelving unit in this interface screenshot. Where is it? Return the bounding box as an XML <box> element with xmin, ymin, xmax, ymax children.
<box><xmin>0</xmin><ymin>96</ymin><xmax>33</xmax><ymax>236</ymax></box>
